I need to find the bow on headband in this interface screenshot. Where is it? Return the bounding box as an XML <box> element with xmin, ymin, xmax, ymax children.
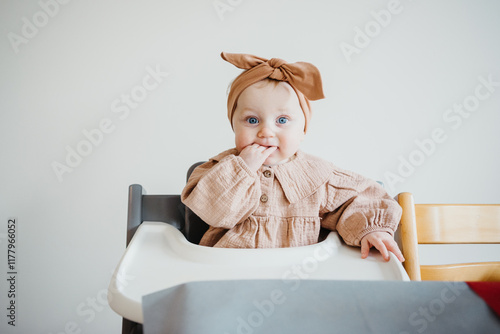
<box><xmin>221</xmin><ymin>52</ymin><xmax>325</xmax><ymax>132</ymax></box>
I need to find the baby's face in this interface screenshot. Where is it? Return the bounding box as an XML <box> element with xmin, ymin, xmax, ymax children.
<box><xmin>232</xmin><ymin>80</ymin><xmax>305</xmax><ymax>166</ymax></box>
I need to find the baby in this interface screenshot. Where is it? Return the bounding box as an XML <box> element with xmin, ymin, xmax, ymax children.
<box><xmin>181</xmin><ymin>52</ymin><xmax>404</xmax><ymax>262</ymax></box>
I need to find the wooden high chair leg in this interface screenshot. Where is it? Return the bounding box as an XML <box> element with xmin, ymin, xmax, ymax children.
<box><xmin>398</xmin><ymin>192</ymin><xmax>421</xmax><ymax>281</ymax></box>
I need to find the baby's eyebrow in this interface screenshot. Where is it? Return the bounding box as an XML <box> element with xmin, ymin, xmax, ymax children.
<box><xmin>276</xmin><ymin>108</ymin><xmax>298</xmax><ymax>116</ymax></box>
<box><xmin>239</xmin><ymin>107</ymin><xmax>259</xmax><ymax>113</ymax></box>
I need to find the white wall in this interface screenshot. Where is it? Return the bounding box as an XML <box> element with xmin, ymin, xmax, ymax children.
<box><xmin>1</xmin><ymin>0</ymin><xmax>499</xmax><ymax>333</ymax></box>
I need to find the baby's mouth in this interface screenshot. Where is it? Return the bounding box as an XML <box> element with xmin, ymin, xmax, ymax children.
<box><xmin>258</xmin><ymin>144</ymin><xmax>278</xmax><ymax>149</ymax></box>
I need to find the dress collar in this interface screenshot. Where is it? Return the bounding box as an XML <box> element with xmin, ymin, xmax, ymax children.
<box><xmin>210</xmin><ymin>149</ymin><xmax>333</xmax><ymax>204</ymax></box>
<box><xmin>270</xmin><ymin>150</ymin><xmax>332</xmax><ymax>203</ymax></box>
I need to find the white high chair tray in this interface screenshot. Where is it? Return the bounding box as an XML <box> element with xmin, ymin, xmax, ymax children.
<box><xmin>109</xmin><ymin>221</ymin><xmax>409</xmax><ymax>323</ymax></box>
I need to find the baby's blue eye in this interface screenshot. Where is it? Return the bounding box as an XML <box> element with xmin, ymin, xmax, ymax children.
<box><xmin>277</xmin><ymin>117</ymin><xmax>288</xmax><ymax>124</ymax></box>
<box><xmin>247</xmin><ymin>117</ymin><xmax>258</xmax><ymax>124</ymax></box>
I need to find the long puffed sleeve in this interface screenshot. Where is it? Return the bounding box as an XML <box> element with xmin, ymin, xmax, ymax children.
<box><xmin>320</xmin><ymin>168</ymin><xmax>402</xmax><ymax>246</ymax></box>
<box><xmin>181</xmin><ymin>153</ymin><xmax>261</xmax><ymax>229</ymax></box>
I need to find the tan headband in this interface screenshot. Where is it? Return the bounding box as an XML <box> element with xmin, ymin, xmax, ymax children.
<box><xmin>221</xmin><ymin>52</ymin><xmax>324</xmax><ymax>132</ymax></box>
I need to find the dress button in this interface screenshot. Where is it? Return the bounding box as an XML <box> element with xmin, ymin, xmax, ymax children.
<box><xmin>260</xmin><ymin>194</ymin><xmax>268</xmax><ymax>203</ymax></box>
<box><xmin>263</xmin><ymin>170</ymin><xmax>272</xmax><ymax>178</ymax></box>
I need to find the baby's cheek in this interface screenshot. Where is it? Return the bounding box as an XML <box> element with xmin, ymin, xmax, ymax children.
<box><xmin>287</xmin><ymin>137</ymin><xmax>302</xmax><ymax>149</ymax></box>
<box><xmin>234</xmin><ymin>136</ymin><xmax>243</xmax><ymax>151</ymax></box>
<box><xmin>234</xmin><ymin>138</ymin><xmax>250</xmax><ymax>153</ymax></box>
<box><xmin>235</xmin><ymin>140</ymin><xmax>246</xmax><ymax>152</ymax></box>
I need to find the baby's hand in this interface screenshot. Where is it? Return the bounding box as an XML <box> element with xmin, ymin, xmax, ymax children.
<box><xmin>239</xmin><ymin>144</ymin><xmax>277</xmax><ymax>172</ymax></box>
<box><xmin>360</xmin><ymin>232</ymin><xmax>405</xmax><ymax>262</ymax></box>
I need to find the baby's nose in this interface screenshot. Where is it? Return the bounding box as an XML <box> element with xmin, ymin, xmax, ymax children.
<box><xmin>258</xmin><ymin>126</ymin><xmax>275</xmax><ymax>138</ymax></box>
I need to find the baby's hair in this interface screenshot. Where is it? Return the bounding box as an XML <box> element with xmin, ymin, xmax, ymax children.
<box><xmin>251</xmin><ymin>78</ymin><xmax>282</xmax><ymax>89</ymax></box>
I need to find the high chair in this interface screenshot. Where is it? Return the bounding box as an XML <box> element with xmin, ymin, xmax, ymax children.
<box><xmin>112</xmin><ymin>163</ymin><xmax>409</xmax><ymax>334</ymax></box>
<box><xmin>120</xmin><ymin>162</ymin><xmax>205</xmax><ymax>334</ymax></box>
<box><xmin>397</xmin><ymin>192</ymin><xmax>500</xmax><ymax>281</ymax></box>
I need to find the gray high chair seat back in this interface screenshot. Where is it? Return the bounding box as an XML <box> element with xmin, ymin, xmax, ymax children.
<box><xmin>123</xmin><ymin>162</ymin><xmax>208</xmax><ymax>334</ymax></box>
<box><xmin>126</xmin><ymin>162</ymin><xmax>208</xmax><ymax>245</ymax></box>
